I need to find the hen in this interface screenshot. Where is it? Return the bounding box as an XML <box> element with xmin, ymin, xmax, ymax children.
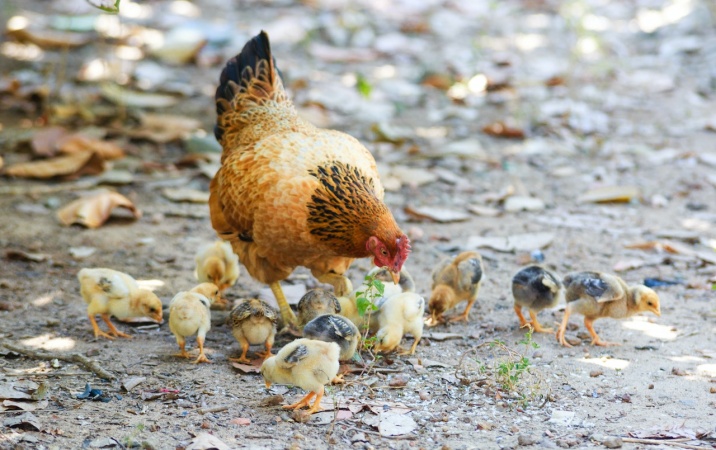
<box><xmin>556</xmin><ymin>271</ymin><xmax>661</xmax><ymax>347</ymax></box>
<box><xmin>210</xmin><ymin>31</ymin><xmax>410</xmax><ymax>326</ymax></box>
<box><xmin>78</xmin><ymin>268</ymin><xmax>163</xmax><ymax>340</ymax></box>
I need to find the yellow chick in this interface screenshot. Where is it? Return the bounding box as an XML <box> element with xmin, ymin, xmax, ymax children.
<box><xmin>297</xmin><ymin>289</ymin><xmax>341</xmax><ymax>327</ymax></box>
<box><xmin>556</xmin><ymin>271</ymin><xmax>661</xmax><ymax>347</ymax></box>
<box><xmin>168</xmin><ymin>283</ymin><xmax>219</xmax><ymax>364</ymax></box>
<box><xmin>511</xmin><ymin>265</ymin><xmax>564</xmax><ymax>333</ymax></box>
<box><xmin>427</xmin><ymin>251</ymin><xmax>484</xmax><ymax>326</ymax></box>
<box><xmin>374</xmin><ymin>292</ymin><xmax>425</xmax><ymax>355</ymax></box>
<box><xmin>78</xmin><ymin>268</ymin><xmax>163</xmax><ymax>340</ymax></box>
<box><xmin>194</xmin><ymin>241</ymin><xmax>240</xmax><ymax>307</ymax></box>
<box><xmin>228</xmin><ymin>298</ymin><xmax>278</xmax><ymax>364</ymax></box>
<box><xmin>303</xmin><ymin>314</ymin><xmax>360</xmax><ymax>383</ymax></box>
<box><xmin>261</xmin><ymin>338</ymin><xmax>340</xmax><ymax>416</ymax></box>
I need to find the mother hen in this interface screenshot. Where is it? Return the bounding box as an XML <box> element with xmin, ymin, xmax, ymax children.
<box><xmin>210</xmin><ymin>31</ymin><xmax>410</xmax><ymax>326</ymax></box>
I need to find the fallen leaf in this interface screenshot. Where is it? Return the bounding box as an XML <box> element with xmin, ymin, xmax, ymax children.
<box><xmin>4</xmin><ymin>151</ymin><xmax>105</xmax><ymax>179</ymax></box>
<box><xmin>378</xmin><ymin>412</ymin><xmax>417</xmax><ymax>437</ymax></box>
<box><xmin>404</xmin><ymin>206</ymin><xmax>471</xmax><ymax>223</ymax></box>
<box><xmin>1</xmin><ymin>399</ymin><xmax>49</xmax><ymax>412</ymax></box>
<box><xmin>424</xmin><ymin>332</ymin><xmax>463</xmax><ymax>341</ymax></box>
<box><xmin>31</xmin><ymin>127</ymin><xmax>69</xmax><ymax>157</ymax></box>
<box><xmin>57</xmin><ymin>191</ymin><xmax>141</xmax><ymax>228</ymax></box>
<box><xmin>121</xmin><ymin>377</ymin><xmax>146</xmax><ymax>392</ymax></box>
<box><xmin>58</xmin><ymin>135</ymin><xmax>124</xmax><ymax>160</ymax></box>
<box><xmin>578</xmin><ymin>186</ymin><xmax>641</xmax><ymax>203</ymax></box>
<box><xmin>162</xmin><ymin>188</ymin><xmax>210</xmax><ymax>203</ymax></box>
<box><xmin>474</xmin><ymin>185</ymin><xmax>515</xmax><ymax>204</ymax></box>
<box><xmin>482</xmin><ymin>121</ymin><xmax>525</xmax><ymax>139</ymax></box>
<box><xmin>3</xmin><ymin>411</ymin><xmax>41</xmax><ymax>431</ymax></box>
<box><xmin>671</xmin><ymin>367</ymin><xmax>688</xmax><ymax>376</ymax></box>
<box><xmin>407</xmin><ymin>358</ymin><xmax>450</xmax><ymax>368</ymax></box>
<box><xmin>5</xmin><ymin>249</ymin><xmax>49</xmax><ymax>262</ymax></box>
<box><xmin>69</xmin><ymin>246</ymin><xmax>96</xmax><ymax>259</ymax></box>
<box><xmin>503</xmin><ymin>196</ymin><xmax>545</xmax><ymax>212</ymax></box>
<box><xmin>229</xmin><ymin>417</ymin><xmax>251</xmax><ymax>426</ymax></box>
<box><xmin>230</xmin><ymin>361</ymin><xmax>261</xmax><ymax>374</ymax></box>
<box><xmin>548</xmin><ymin>410</ymin><xmax>575</xmax><ymax>425</ymax></box>
<box><xmin>0</xmin><ymin>380</ymin><xmax>41</xmax><ymax>400</ymax></box>
<box><xmin>467</xmin><ymin>204</ymin><xmax>502</xmax><ymax>217</ymax></box>
<box><xmin>309</xmin><ymin>410</ymin><xmax>353</xmax><ymax>425</ymax></box>
<box><xmin>101</xmin><ymin>83</ymin><xmax>179</xmax><ymax>108</ymax></box>
<box><xmin>467</xmin><ymin>232</ymin><xmax>555</xmax><ymax>252</ymax></box>
<box><xmin>88</xmin><ymin>437</ymin><xmax>122</xmax><ymax>448</ymax></box>
<box><xmin>388</xmin><ymin>374</ymin><xmax>409</xmax><ymax>387</ymax></box>
<box><xmin>185</xmin><ymin>433</ymin><xmax>231</xmax><ymax>450</ymax></box>
<box><xmin>390</xmin><ymin>166</ymin><xmax>438</xmax><ymax>187</ymax></box>
<box><xmin>130</xmin><ymin>114</ymin><xmax>201</xmax><ymax>143</ymax></box>
<box><xmin>613</xmin><ymin>258</ymin><xmax>646</xmax><ymax>272</ymax></box>
<box><xmin>8</xmin><ymin>27</ymin><xmax>90</xmax><ymax>48</ymax></box>
<box><xmin>150</xmin><ymin>27</ymin><xmax>207</xmax><ymax>65</ymax></box>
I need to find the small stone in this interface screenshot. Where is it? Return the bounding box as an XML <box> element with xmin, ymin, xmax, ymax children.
<box><xmin>648</xmin><ymin>384</ymin><xmax>654</xmax><ymax>390</ymax></box>
<box><xmin>566</xmin><ymin>337</ymin><xmax>582</xmax><ymax>346</ymax></box>
<box><xmin>201</xmin><ymin>421</ymin><xmax>211</xmax><ymax>429</ymax></box>
<box><xmin>589</xmin><ymin>370</ymin><xmax>603</xmax><ymax>378</ymax></box>
<box><xmin>419</xmin><ymin>390</ymin><xmax>431</xmax><ymax>401</ymax></box>
<box><xmin>602</xmin><ymin>436</ymin><xmax>623</xmax><ymax>448</ymax></box>
<box><xmin>293</xmin><ymin>432</ymin><xmax>305</xmax><ymax>440</ymax></box>
<box><xmin>86</xmin><ymin>348</ymin><xmax>100</xmax><ymax>357</ymax></box>
<box><xmin>517</xmin><ymin>433</ymin><xmax>539</xmax><ymax>446</ymax></box>
<box><xmin>710</xmin><ymin>387</ymin><xmax>716</xmax><ymax>394</ymax></box>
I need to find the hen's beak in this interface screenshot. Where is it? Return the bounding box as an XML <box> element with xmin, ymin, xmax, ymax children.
<box><xmin>390</xmin><ymin>270</ymin><xmax>400</xmax><ymax>285</ymax></box>
<box><xmin>265</xmin><ymin>380</ymin><xmax>272</xmax><ymax>389</ymax></box>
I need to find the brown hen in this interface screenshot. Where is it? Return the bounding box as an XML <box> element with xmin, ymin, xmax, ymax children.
<box><xmin>210</xmin><ymin>31</ymin><xmax>410</xmax><ymax>326</ymax></box>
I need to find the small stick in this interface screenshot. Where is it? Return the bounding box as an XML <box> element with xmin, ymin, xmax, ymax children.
<box><xmin>2</xmin><ymin>342</ymin><xmax>116</xmax><ymax>380</ymax></box>
<box><xmin>345</xmin><ymin>367</ymin><xmax>402</xmax><ymax>374</ymax></box>
<box><xmin>621</xmin><ymin>438</ymin><xmax>707</xmax><ymax>449</ymax></box>
<box><xmin>343</xmin><ymin>425</ymin><xmax>417</xmax><ymax>441</ymax></box>
<box><xmin>198</xmin><ymin>405</ymin><xmax>229</xmax><ymax>415</ymax></box>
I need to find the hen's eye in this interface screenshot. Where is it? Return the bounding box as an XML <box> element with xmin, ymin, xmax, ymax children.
<box><xmin>380</xmin><ymin>249</ymin><xmax>388</xmax><ymax>256</ymax></box>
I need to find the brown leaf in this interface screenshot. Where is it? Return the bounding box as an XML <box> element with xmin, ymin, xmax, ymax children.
<box><xmin>130</xmin><ymin>114</ymin><xmax>201</xmax><ymax>143</ymax></box>
<box><xmin>230</xmin><ymin>361</ymin><xmax>261</xmax><ymax>374</ymax></box>
<box><xmin>31</xmin><ymin>127</ymin><xmax>69</xmax><ymax>157</ymax></box>
<box><xmin>57</xmin><ymin>191</ymin><xmax>141</xmax><ymax>228</ymax></box>
<box><xmin>404</xmin><ymin>205</ymin><xmax>471</xmax><ymax>223</ymax></box>
<box><xmin>8</xmin><ymin>27</ymin><xmax>90</xmax><ymax>48</ymax></box>
<box><xmin>58</xmin><ymin>135</ymin><xmax>125</xmax><ymax>160</ymax></box>
<box><xmin>482</xmin><ymin>121</ymin><xmax>525</xmax><ymax>139</ymax></box>
<box><xmin>229</xmin><ymin>418</ymin><xmax>251</xmax><ymax>426</ymax></box>
<box><xmin>5</xmin><ymin>249</ymin><xmax>49</xmax><ymax>262</ymax></box>
<box><xmin>4</xmin><ymin>151</ymin><xmax>104</xmax><ymax>179</ymax></box>
<box><xmin>578</xmin><ymin>186</ymin><xmax>641</xmax><ymax>203</ymax></box>
<box><xmin>162</xmin><ymin>188</ymin><xmax>210</xmax><ymax>203</ymax></box>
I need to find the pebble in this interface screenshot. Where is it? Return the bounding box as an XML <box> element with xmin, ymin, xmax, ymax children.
<box><xmin>589</xmin><ymin>370</ymin><xmax>603</xmax><ymax>378</ymax></box>
<box><xmin>602</xmin><ymin>437</ymin><xmax>623</xmax><ymax>448</ymax></box>
<box><xmin>86</xmin><ymin>348</ymin><xmax>100</xmax><ymax>357</ymax></box>
<box><xmin>517</xmin><ymin>433</ymin><xmax>540</xmax><ymax>446</ymax></box>
<box><xmin>419</xmin><ymin>390</ymin><xmax>432</xmax><ymax>401</ymax></box>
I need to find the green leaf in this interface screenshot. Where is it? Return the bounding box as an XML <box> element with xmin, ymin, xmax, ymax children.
<box><xmin>373</xmin><ymin>279</ymin><xmax>385</xmax><ymax>296</ymax></box>
<box><xmin>356</xmin><ymin>296</ymin><xmax>372</xmax><ymax>317</ymax></box>
<box><xmin>87</xmin><ymin>0</ymin><xmax>121</xmax><ymax>14</ymax></box>
<box><xmin>356</xmin><ymin>74</ymin><xmax>372</xmax><ymax>98</ymax></box>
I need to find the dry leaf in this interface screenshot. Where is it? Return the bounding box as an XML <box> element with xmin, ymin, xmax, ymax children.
<box><xmin>378</xmin><ymin>412</ymin><xmax>417</xmax><ymax>437</ymax></box>
<box><xmin>404</xmin><ymin>206</ymin><xmax>471</xmax><ymax>223</ymax></box>
<box><xmin>229</xmin><ymin>418</ymin><xmax>251</xmax><ymax>426</ymax></box>
<box><xmin>5</xmin><ymin>249</ymin><xmax>49</xmax><ymax>262</ymax></box>
<box><xmin>59</xmin><ymin>135</ymin><xmax>125</xmax><ymax>160</ymax></box>
<box><xmin>8</xmin><ymin>27</ymin><xmax>90</xmax><ymax>48</ymax></box>
<box><xmin>613</xmin><ymin>259</ymin><xmax>646</xmax><ymax>272</ymax></box>
<box><xmin>4</xmin><ymin>151</ymin><xmax>104</xmax><ymax>179</ymax></box>
<box><xmin>130</xmin><ymin>114</ymin><xmax>201</xmax><ymax>143</ymax></box>
<box><xmin>57</xmin><ymin>191</ymin><xmax>141</xmax><ymax>228</ymax></box>
<box><xmin>101</xmin><ymin>84</ymin><xmax>179</xmax><ymax>108</ymax></box>
<box><xmin>230</xmin><ymin>361</ymin><xmax>261</xmax><ymax>374</ymax></box>
<box><xmin>503</xmin><ymin>196</ymin><xmax>545</xmax><ymax>212</ymax></box>
<box><xmin>31</xmin><ymin>127</ymin><xmax>68</xmax><ymax>157</ymax></box>
<box><xmin>482</xmin><ymin>121</ymin><xmax>525</xmax><ymax>139</ymax></box>
<box><xmin>578</xmin><ymin>186</ymin><xmax>641</xmax><ymax>203</ymax></box>
<box><xmin>424</xmin><ymin>332</ymin><xmax>463</xmax><ymax>341</ymax></box>
<box><xmin>467</xmin><ymin>232</ymin><xmax>555</xmax><ymax>252</ymax></box>
<box><xmin>1</xmin><ymin>399</ymin><xmax>49</xmax><ymax>412</ymax></box>
<box><xmin>162</xmin><ymin>188</ymin><xmax>210</xmax><ymax>203</ymax></box>
<box><xmin>3</xmin><ymin>411</ymin><xmax>41</xmax><ymax>431</ymax></box>
<box><xmin>185</xmin><ymin>433</ymin><xmax>231</xmax><ymax>450</ymax></box>
<box><xmin>467</xmin><ymin>204</ymin><xmax>502</xmax><ymax>217</ymax></box>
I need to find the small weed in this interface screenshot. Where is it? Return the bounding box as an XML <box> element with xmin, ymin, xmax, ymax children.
<box><xmin>355</xmin><ymin>74</ymin><xmax>373</xmax><ymax>99</ymax></box>
<box><xmin>87</xmin><ymin>0</ymin><xmax>121</xmax><ymax>14</ymax></box>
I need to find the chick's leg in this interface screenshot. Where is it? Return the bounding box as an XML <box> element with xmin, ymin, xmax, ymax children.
<box><xmin>450</xmin><ymin>297</ymin><xmax>476</xmax><ymax>323</ymax></box>
<box><xmin>304</xmin><ymin>386</ymin><xmax>325</xmax><ymax>415</ymax></box>
<box><xmin>529</xmin><ymin>310</ymin><xmax>554</xmax><ymax>334</ymax></box>
<box><xmin>174</xmin><ymin>337</ymin><xmax>190</xmax><ymax>358</ymax></box>
<box><xmin>89</xmin><ymin>315</ymin><xmax>115</xmax><ymax>340</ymax></box>
<box><xmin>256</xmin><ymin>340</ymin><xmax>273</xmax><ymax>360</ymax></box>
<box><xmin>193</xmin><ymin>336</ymin><xmax>211</xmax><ymax>364</ymax></box>
<box><xmin>270</xmin><ymin>282</ymin><xmax>297</xmax><ymax>326</ymax></box>
<box><xmin>584</xmin><ymin>318</ymin><xmax>619</xmax><ymax>347</ymax></box>
<box><xmin>514</xmin><ymin>305</ymin><xmax>530</xmax><ymax>328</ymax></box>
<box><xmin>228</xmin><ymin>336</ymin><xmax>251</xmax><ymax>364</ymax></box>
<box><xmin>316</xmin><ymin>273</ymin><xmax>352</xmax><ymax>297</ymax></box>
<box><xmin>100</xmin><ymin>314</ymin><xmax>131</xmax><ymax>338</ymax></box>
<box><xmin>283</xmin><ymin>391</ymin><xmax>315</xmax><ymax>410</ymax></box>
<box><xmin>556</xmin><ymin>309</ymin><xmax>572</xmax><ymax>347</ymax></box>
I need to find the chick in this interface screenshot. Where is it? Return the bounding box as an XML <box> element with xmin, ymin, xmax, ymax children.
<box><xmin>374</xmin><ymin>292</ymin><xmax>425</xmax><ymax>355</ymax></box>
<box><xmin>261</xmin><ymin>338</ymin><xmax>340</xmax><ymax>416</ymax></box>
<box><xmin>78</xmin><ymin>268</ymin><xmax>163</xmax><ymax>340</ymax></box>
<box><xmin>297</xmin><ymin>289</ymin><xmax>341</xmax><ymax>327</ymax></box>
<box><xmin>194</xmin><ymin>241</ymin><xmax>240</xmax><ymax>307</ymax></box>
<box><xmin>168</xmin><ymin>283</ymin><xmax>219</xmax><ymax>363</ymax></box>
<box><xmin>427</xmin><ymin>251</ymin><xmax>484</xmax><ymax>325</ymax></box>
<box><xmin>511</xmin><ymin>266</ymin><xmax>564</xmax><ymax>333</ymax></box>
<box><xmin>556</xmin><ymin>272</ymin><xmax>662</xmax><ymax>347</ymax></box>
<box><xmin>228</xmin><ymin>298</ymin><xmax>278</xmax><ymax>364</ymax></box>
<box><xmin>303</xmin><ymin>314</ymin><xmax>360</xmax><ymax>383</ymax></box>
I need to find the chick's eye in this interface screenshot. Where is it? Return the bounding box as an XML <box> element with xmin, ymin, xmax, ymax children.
<box><xmin>647</xmin><ymin>301</ymin><xmax>653</xmax><ymax>306</ymax></box>
<box><xmin>149</xmin><ymin>307</ymin><xmax>157</xmax><ymax>313</ymax></box>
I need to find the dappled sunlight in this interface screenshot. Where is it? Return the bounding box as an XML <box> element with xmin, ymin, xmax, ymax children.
<box><xmin>696</xmin><ymin>364</ymin><xmax>716</xmax><ymax>377</ymax></box>
<box><xmin>1</xmin><ymin>42</ymin><xmax>43</xmax><ymax>61</ymax></box>
<box><xmin>635</xmin><ymin>0</ymin><xmax>695</xmax><ymax>33</ymax></box>
<box><xmin>31</xmin><ymin>291</ymin><xmax>61</xmax><ymax>307</ymax></box>
<box><xmin>669</xmin><ymin>355</ymin><xmax>706</xmax><ymax>363</ymax></box>
<box><xmin>138</xmin><ymin>279</ymin><xmax>165</xmax><ymax>291</ymax></box>
<box><xmin>621</xmin><ymin>316</ymin><xmax>677</xmax><ymax>341</ymax></box>
<box><xmin>578</xmin><ymin>356</ymin><xmax>630</xmax><ymax>371</ymax></box>
<box><xmin>514</xmin><ymin>33</ymin><xmax>546</xmax><ymax>52</ymax></box>
<box><xmin>21</xmin><ymin>334</ymin><xmax>76</xmax><ymax>351</ymax></box>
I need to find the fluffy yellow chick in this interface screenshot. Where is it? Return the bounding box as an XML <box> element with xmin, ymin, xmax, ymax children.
<box><xmin>556</xmin><ymin>271</ymin><xmax>661</xmax><ymax>347</ymax></box>
<box><xmin>261</xmin><ymin>338</ymin><xmax>340</xmax><ymax>416</ymax></box>
<box><xmin>303</xmin><ymin>313</ymin><xmax>360</xmax><ymax>383</ymax></box>
<box><xmin>228</xmin><ymin>298</ymin><xmax>278</xmax><ymax>364</ymax></box>
<box><xmin>512</xmin><ymin>265</ymin><xmax>564</xmax><ymax>333</ymax></box>
<box><xmin>78</xmin><ymin>268</ymin><xmax>163</xmax><ymax>340</ymax></box>
<box><xmin>374</xmin><ymin>292</ymin><xmax>425</xmax><ymax>355</ymax></box>
<box><xmin>168</xmin><ymin>283</ymin><xmax>219</xmax><ymax>364</ymax></box>
<box><xmin>297</xmin><ymin>289</ymin><xmax>341</xmax><ymax>327</ymax></box>
<box><xmin>194</xmin><ymin>241</ymin><xmax>240</xmax><ymax>307</ymax></box>
<box><xmin>427</xmin><ymin>251</ymin><xmax>484</xmax><ymax>326</ymax></box>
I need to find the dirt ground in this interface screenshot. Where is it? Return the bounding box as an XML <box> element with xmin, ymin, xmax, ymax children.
<box><xmin>1</xmin><ymin>0</ymin><xmax>716</xmax><ymax>449</ymax></box>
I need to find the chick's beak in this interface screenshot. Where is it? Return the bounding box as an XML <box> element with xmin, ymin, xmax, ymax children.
<box><xmin>653</xmin><ymin>307</ymin><xmax>661</xmax><ymax>317</ymax></box>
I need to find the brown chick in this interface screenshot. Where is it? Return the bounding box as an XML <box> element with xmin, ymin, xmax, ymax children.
<box><xmin>194</xmin><ymin>241</ymin><xmax>240</xmax><ymax>308</ymax></box>
<box><xmin>210</xmin><ymin>31</ymin><xmax>410</xmax><ymax>328</ymax></box>
<box><xmin>511</xmin><ymin>266</ymin><xmax>564</xmax><ymax>333</ymax></box>
<box><xmin>556</xmin><ymin>271</ymin><xmax>661</xmax><ymax>347</ymax></box>
<box><xmin>303</xmin><ymin>313</ymin><xmax>360</xmax><ymax>383</ymax></box>
<box><xmin>427</xmin><ymin>251</ymin><xmax>484</xmax><ymax>326</ymax></box>
<box><xmin>261</xmin><ymin>338</ymin><xmax>340</xmax><ymax>416</ymax></box>
<box><xmin>297</xmin><ymin>289</ymin><xmax>341</xmax><ymax>327</ymax></box>
<box><xmin>228</xmin><ymin>298</ymin><xmax>278</xmax><ymax>364</ymax></box>
<box><xmin>78</xmin><ymin>268</ymin><xmax>163</xmax><ymax>340</ymax></box>
<box><xmin>168</xmin><ymin>283</ymin><xmax>219</xmax><ymax>364</ymax></box>
<box><xmin>374</xmin><ymin>292</ymin><xmax>425</xmax><ymax>355</ymax></box>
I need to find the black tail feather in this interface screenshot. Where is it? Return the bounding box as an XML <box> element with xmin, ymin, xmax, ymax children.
<box><xmin>214</xmin><ymin>30</ymin><xmax>275</xmax><ymax>141</ymax></box>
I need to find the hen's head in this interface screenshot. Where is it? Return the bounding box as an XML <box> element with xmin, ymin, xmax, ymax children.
<box><xmin>367</xmin><ymin>235</ymin><xmax>410</xmax><ymax>283</ymax></box>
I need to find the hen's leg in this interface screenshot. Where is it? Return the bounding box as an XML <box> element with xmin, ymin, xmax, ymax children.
<box><xmin>229</xmin><ymin>336</ymin><xmax>251</xmax><ymax>364</ymax></box>
<box><xmin>101</xmin><ymin>314</ymin><xmax>131</xmax><ymax>338</ymax></box>
<box><xmin>529</xmin><ymin>310</ymin><xmax>554</xmax><ymax>334</ymax></box>
<box><xmin>585</xmin><ymin>318</ymin><xmax>619</xmax><ymax>347</ymax></box>
<box><xmin>514</xmin><ymin>305</ymin><xmax>530</xmax><ymax>328</ymax></box>
<box><xmin>556</xmin><ymin>309</ymin><xmax>572</xmax><ymax>347</ymax></box>
<box><xmin>270</xmin><ymin>282</ymin><xmax>297</xmax><ymax>326</ymax></box>
<box><xmin>283</xmin><ymin>392</ymin><xmax>315</xmax><ymax>410</ymax></box>
<box><xmin>316</xmin><ymin>273</ymin><xmax>352</xmax><ymax>297</ymax></box>
<box><xmin>193</xmin><ymin>336</ymin><xmax>211</xmax><ymax>364</ymax></box>
<box><xmin>89</xmin><ymin>315</ymin><xmax>115</xmax><ymax>340</ymax></box>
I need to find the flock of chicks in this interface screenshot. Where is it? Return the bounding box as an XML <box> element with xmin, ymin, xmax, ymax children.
<box><xmin>77</xmin><ymin>241</ymin><xmax>662</xmax><ymax>416</ymax></box>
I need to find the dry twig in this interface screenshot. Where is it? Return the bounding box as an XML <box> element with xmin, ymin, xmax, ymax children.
<box><xmin>2</xmin><ymin>342</ymin><xmax>116</xmax><ymax>380</ymax></box>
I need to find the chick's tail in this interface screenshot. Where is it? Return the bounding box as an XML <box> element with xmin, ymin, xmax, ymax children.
<box><xmin>214</xmin><ymin>30</ymin><xmax>294</xmax><ymax>149</ymax></box>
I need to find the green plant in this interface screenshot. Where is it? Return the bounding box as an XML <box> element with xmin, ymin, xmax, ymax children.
<box><xmin>354</xmin><ymin>274</ymin><xmax>384</xmax><ymax>353</ymax></box>
<box><xmin>87</xmin><ymin>0</ymin><xmax>121</xmax><ymax>14</ymax></box>
<box><xmin>355</xmin><ymin>73</ymin><xmax>372</xmax><ymax>99</ymax></box>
